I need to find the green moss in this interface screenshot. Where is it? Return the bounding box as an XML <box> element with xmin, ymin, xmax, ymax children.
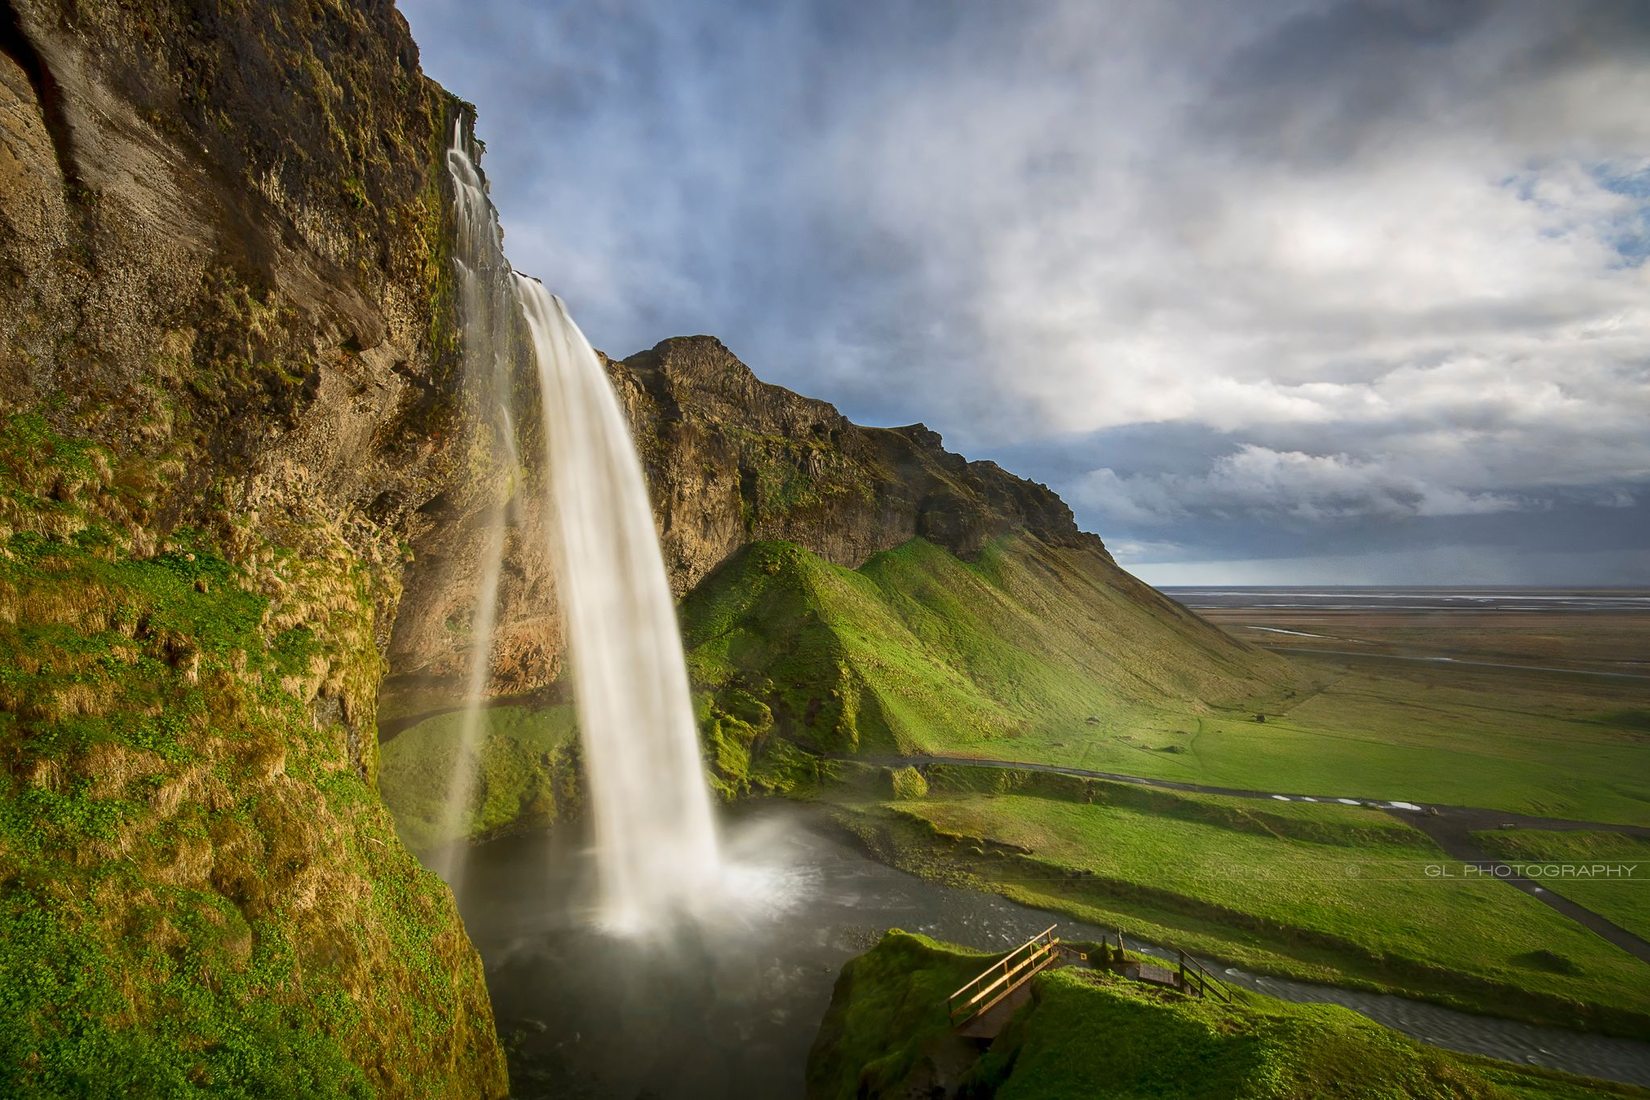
<box><xmin>0</xmin><ymin>417</ymin><xmax>505</xmax><ymax>1096</ymax></box>
<box><xmin>377</xmin><ymin>704</ymin><xmax>579</xmax><ymax>851</ymax></box>
<box><xmin>889</xmin><ymin>766</ymin><xmax>928</xmax><ymax>800</ymax></box>
<box><xmin>805</xmin><ymin>930</ymin><xmax>989</xmax><ymax>1100</ymax></box>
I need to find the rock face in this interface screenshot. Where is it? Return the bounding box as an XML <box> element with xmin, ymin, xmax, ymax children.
<box><xmin>379</xmin><ymin>333</ymin><xmax>1283</xmax><ymax>831</ymax></box>
<box><xmin>384</xmin><ymin>333</ymin><xmax>1118</xmax><ymax>712</ymax></box>
<box><xmin>617</xmin><ymin>335</ymin><xmax>1101</xmax><ymax>586</ymax></box>
<box><xmin>0</xmin><ymin>0</ymin><xmax>492</xmax><ymax>757</ymax></box>
<box><xmin>0</xmin><ymin>0</ymin><xmax>507</xmax><ymax>1093</ymax></box>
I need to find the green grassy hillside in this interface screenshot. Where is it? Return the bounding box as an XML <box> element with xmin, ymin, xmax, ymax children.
<box><xmin>808</xmin><ymin>931</ymin><xmax>1647</xmax><ymax>1100</ymax></box>
<box><xmin>378</xmin><ymin>704</ymin><xmax>580</xmax><ymax>853</ymax></box>
<box><xmin>681</xmin><ymin>536</ymin><xmax>1289</xmax><ymax>793</ymax></box>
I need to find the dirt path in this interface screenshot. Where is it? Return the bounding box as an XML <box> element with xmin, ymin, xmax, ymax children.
<box><xmin>1401</xmin><ymin>812</ymin><xmax>1650</xmax><ymax>966</ymax></box>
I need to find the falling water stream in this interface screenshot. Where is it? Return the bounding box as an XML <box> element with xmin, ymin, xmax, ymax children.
<box><xmin>515</xmin><ymin>280</ymin><xmax>722</xmax><ymax>931</ymax></box>
<box><xmin>442</xmin><ymin>126</ymin><xmax>723</xmax><ymax>929</ymax></box>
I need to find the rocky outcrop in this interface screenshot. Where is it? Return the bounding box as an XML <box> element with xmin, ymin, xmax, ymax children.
<box><xmin>614</xmin><ymin>335</ymin><xmax>1104</xmax><ymax>588</ymax></box>
<box><xmin>0</xmin><ymin>0</ymin><xmax>490</xmax><ymax>763</ymax></box>
<box><xmin>0</xmin><ymin>0</ymin><xmax>507</xmax><ymax>1093</ymax></box>
<box><xmin>383</xmin><ymin>333</ymin><xmax>1115</xmax><ymax>712</ymax></box>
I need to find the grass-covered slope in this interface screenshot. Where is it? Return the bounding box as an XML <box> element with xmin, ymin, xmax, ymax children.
<box><xmin>686</xmin><ymin>536</ymin><xmax>1650</xmax><ymax>823</ymax></box>
<box><xmin>0</xmin><ymin>417</ymin><xmax>506</xmax><ymax>1095</ymax></box>
<box><xmin>377</xmin><ymin>531</ymin><xmax>1286</xmax><ymax>843</ymax></box>
<box><xmin>681</xmin><ymin>535</ymin><xmax>1288</xmax><ymax>793</ymax></box>
<box><xmin>808</xmin><ymin>931</ymin><xmax>1647</xmax><ymax>1100</ymax></box>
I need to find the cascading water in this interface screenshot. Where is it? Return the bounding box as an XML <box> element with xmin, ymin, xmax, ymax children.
<box><xmin>442</xmin><ymin>125</ymin><xmax>723</xmax><ymax>930</ymax></box>
<box><xmin>515</xmin><ymin>282</ymin><xmax>721</xmax><ymax>932</ymax></box>
<box><xmin>435</xmin><ymin>125</ymin><xmax>519</xmax><ymax>888</ymax></box>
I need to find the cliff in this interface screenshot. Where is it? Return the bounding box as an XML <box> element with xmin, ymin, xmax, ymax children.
<box><xmin>616</xmin><ymin>335</ymin><xmax>1099</xmax><ymax>582</ymax></box>
<box><xmin>0</xmin><ymin>0</ymin><xmax>505</xmax><ymax>1093</ymax></box>
<box><xmin>380</xmin><ymin>334</ymin><xmax>1285</xmax><ymax>832</ymax></box>
<box><xmin>384</xmin><ymin>333</ymin><xmax>1249</xmax><ymax>712</ymax></box>
<box><xmin>0</xmin><ymin>0</ymin><xmax>1282</xmax><ymax>1087</ymax></box>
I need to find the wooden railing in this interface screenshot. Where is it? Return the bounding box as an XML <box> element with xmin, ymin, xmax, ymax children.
<box><xmin>947</xmin><ymin>925</ymin><xmax>1062</xmax><ymax>1026</ymax></box>
<box><xmin>1108</xmin><ymin>928</ymin><xmax>1233</xmax><ymax>1003</ymax></box>
<box><xmin>1176</xmin><ymin>949</ymin><xmax>1232</xmax><ymax>1004</ymax></box>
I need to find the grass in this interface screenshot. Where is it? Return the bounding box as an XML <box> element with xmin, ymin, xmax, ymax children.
<box><xmin>679</xmin><ymin>536</ymin><xmax>1650</xmax><ymax>825</ymax></box>
<box><xmin>1472</xmin><ymin>830</ymin><xmax>1650</xmax><ymax>943</ymax></box>
<box><xmin>0</xmin><ymin>414</ymin><xmax>505</xmax><ymax>1096</ymax></box>
<box><xmin>805</xmin><ymin>930</ymin><xmax>988</xmax><ymax>1100</ymax></box>
<box><xmin>809</xmin><ymin>930</ymin><xmax>1644</xmax><ymax>1100</ymax></box>
<box><xmin>825</xmin><ymin>771</ymin><xmax>1650</xmax><ymax>1036</ymax></box>
<box><xmin>378</xmin><ymin>703</ymin><xmax>580</xmax><ymax>851</ymax></box>
<box><xmin>681</xmin><ymin>536</ymin><xmax>1286</xmax><ymax>777</ymax></box>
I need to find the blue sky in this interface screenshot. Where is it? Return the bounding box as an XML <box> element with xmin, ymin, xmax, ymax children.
<box><xmin>399</xmin><ymin>0</ymin><xmax>1650</xmax><ymax>584</ymax></box>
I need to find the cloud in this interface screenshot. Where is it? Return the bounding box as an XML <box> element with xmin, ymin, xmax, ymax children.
<box><xmin>400</xmin><ymin>0</ymin><xmax>1650</xmax><ymax>581</ymax></box>
<box><xmin>1076</xmin><ymin>446</ymin><xmax>1527</xmax><ymax>527</ymax></box>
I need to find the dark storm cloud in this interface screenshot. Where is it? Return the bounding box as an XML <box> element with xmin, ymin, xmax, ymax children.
<box><xmin>399</xmin><ymin>0</ymin><xmax>1650</xmax><ymax>583</ymax></box>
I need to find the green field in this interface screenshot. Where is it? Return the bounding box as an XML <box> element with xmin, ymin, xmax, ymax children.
<box><xmin>1473</xmin><ymin>830</ymin><xmax>1650</xmax><ymax>943</ymax></box>
<box><xmin>809</xmin><ymin>930</ymin><xmax>1644</xmax><ymax>1100</ymax></box>
<box><xmin>826</xmin><ymin>769</ymin><xmax>1650</xmax><ymax>1035</ymax></box>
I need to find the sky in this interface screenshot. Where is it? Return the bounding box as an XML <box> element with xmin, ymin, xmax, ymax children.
<box><xmin>398</xmin><ymin>0</ymin><xmax>1650</xmax><ymax>585</ymax></box>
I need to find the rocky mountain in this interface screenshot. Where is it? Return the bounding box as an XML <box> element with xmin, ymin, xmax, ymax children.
<box><xmin>383</xmin><ymin>333</ymin><xmax>1275</xmax><ymax>717</ymax></box>
<box><xmin>0</xmin><ymin>0</ymin><xmax>505</xmax><ymax>1093</ymax></box>
<box><xmin>380</xmin><ymin>336</ymin><xmax>1286</xmax><ymax>840</ymax></box>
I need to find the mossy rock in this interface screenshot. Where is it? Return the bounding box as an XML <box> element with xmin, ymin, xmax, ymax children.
<box><xmin>0</xmin><ymin>416</ymin><xmax>506</xmax><ymax>1097</ymax></box>
<box><xmin>889</xmin><ymin>765</ymin><xmax>929</xmax><ymax>800</ymax></box>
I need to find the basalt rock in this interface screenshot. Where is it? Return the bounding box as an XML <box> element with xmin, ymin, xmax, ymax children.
<box><xmin>615</xmin><ymin>334</ymin><xmax>1102</xmax><ymax>585</ymax></box>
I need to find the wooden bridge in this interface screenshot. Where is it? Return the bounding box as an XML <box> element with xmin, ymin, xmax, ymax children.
<box><xmin>947</xmin><ymin>925</ymin><xmax>1067</xmax><ymax>1038</ymax></box>
<box><xmin>946</xmin><ymin>926</ymin><xmax>1232</xmax><ymax>1039</ymax></box>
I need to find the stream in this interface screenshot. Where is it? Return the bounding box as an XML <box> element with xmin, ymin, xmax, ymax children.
<box><xmin>454</xmin><ymin>801</ymin><xmax>1650</xmax><ymax>1098</ymax></box>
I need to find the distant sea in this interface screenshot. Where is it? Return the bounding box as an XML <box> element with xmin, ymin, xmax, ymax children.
<box><xmin>1157</xmin><ymin>587</ymin><xmax>1650</xmax><ymax>613</ymax></box>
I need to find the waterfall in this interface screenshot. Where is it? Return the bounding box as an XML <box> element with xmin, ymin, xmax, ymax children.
<box><xmin>442</xmin><ymin>124</ymin><xmax>722</xmax><ymax>931</ymax></box>
<box><xmin>435</xmin><ymin>125</ymin><xmax>519</xmax><ymax>888</ymax></box>
<box><xmin>515</xmin><ymin>281</ymin><xmax>721</xmax><ymax>932</ymax></box>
